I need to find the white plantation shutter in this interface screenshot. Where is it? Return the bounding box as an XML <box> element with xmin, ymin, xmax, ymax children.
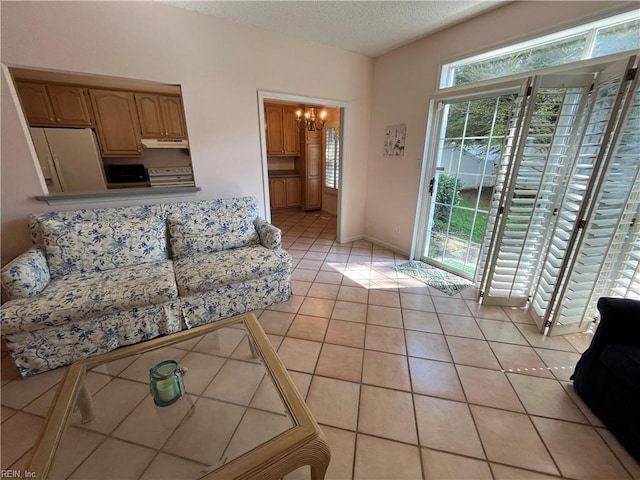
<box><xmin>325</xmin><ymin>127</ymin><xmax>339</xmax><ymax>189</ymax></box>
<box><xmin>480</xmin><ymin>74</ymin><xmax>595</xmax><ymax>306</ymax></box>
<box><xmin>477</xmin><ymin>80</ymin><xmax>533</xmax><ymax>286</ymax></box>
<box><xmin>542</xmin><ymin>63</ymin><xmax>640</xmax><ymax>333</ymax></box>
<box><xmin>530</xmin><ymin>58</ymin><xmax>637</xmax><ymax>325</ymax></box>
<box><xmin>479</xmin><ymin>55</ymin><xmax>640</xmax><ymax>334</ymax></box>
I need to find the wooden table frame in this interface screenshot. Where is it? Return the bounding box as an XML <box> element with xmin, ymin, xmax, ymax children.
<box><xmin>28</xmin><ymin>313</ymin><xmax>331</xmax><ymax>479</ymax></box>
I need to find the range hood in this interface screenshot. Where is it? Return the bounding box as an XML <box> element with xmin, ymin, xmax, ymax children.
<box><xmin>141</xmin><ymin>138</ymin><xmax>189</xmax><ymax>149</ymax></box>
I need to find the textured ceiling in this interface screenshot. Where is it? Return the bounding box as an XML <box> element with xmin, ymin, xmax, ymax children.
<box><xmin>163</xmin><ymin>1</ymin><xmax>506</xmax><ymax>57</ymax></box>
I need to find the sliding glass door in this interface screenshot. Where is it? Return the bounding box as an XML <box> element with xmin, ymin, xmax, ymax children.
<box><xmin>417</xmin><ymin>55</ymin><xmax>639</xmax><ymax>335</ymax></box>
<box><xmin>421</xmin><ymin>92</ymin><xmax>517</xmax><ymax>279</ymax></box>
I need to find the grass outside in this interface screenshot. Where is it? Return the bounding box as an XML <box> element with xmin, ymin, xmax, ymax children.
<box><xmin>443</xmin><ymin>258</ymin><xmax>476</xmax><ymax>275</ymax></box>
<box><xmin>449</xmin><ymin>187</ymin><xmax>492</xmax><ymax>244</ymax></box>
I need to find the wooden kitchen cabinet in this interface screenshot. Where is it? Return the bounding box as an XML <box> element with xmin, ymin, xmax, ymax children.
<box><xmin>300</xmin><ymin>129</ymin><xmax>322</xmax><ymax>211</ymax></box>
<box><xmin>269</xmin><ymin>176</ymin><xmax>301</xmax><ymax>209</ymax></box>
<box><xmin>16</xmin><ymin>81</ymin><xmax>92</xmax><ymax>127</ymax></box>
<box><xmin>286</xmin><ymin>176</ymin><xmax>301</xmax><ymax>207</ymax></box>
<box><xmin>269</xmin><ymin>178</ymin><xmax>287</xmax><ymax>208</ymax></box>
<box><xmin>265</xmin><ymin>103</ymin><xmax>300</xmax><ymax>156</ymax></box>
<box><xmin>89</xmin><ymin>89</ymin><xmax>142</xmax><ymax>157</ymax></box>
<box><xmin>47</xmin><ymin>85</ymin><xmax>92</xmax><ymax>126</ymax></box>
<box><xmin>135</xmin><ymin>93</ymin><xmax>187</xmax><ymax>139</ymax></box>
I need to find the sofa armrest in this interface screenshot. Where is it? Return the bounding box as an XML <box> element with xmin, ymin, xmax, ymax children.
<box><xmin>590</xmin><ymin>297</ymin><xmax>640</xmax><ymax>352</ymax></box>
<box><xmin>1</xmin><ymin>246</ymin><xmax>51</xmax><ymax>299</ymax></box>
<box><xmin>254</xmin><ymin>218</ymin><xmax>282</xmax><ymax>250</ymax></box>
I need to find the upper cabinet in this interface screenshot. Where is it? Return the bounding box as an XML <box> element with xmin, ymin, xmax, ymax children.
<box><xmin>135</xmin><ymin>93</ymin><xmax>187</xmax><ymax>139</ymax></box>
<box><xmin>89</xmin><ymin>89</ymin><xmax>142</xmax><ymax>157</ymax></box>
<box><xmin>13</xmin><ymin>70</ymin><xmax>189</xmax><ymax>160</ymax></box>
<box><xmin>16</xmin><ymin>81</ymin><xmax>92</xmax><ymax>127</ymax></box>
<box><xmin>265</xmin><ymin>103</ymin><xmax>300</xmax><ymax>156</ymax></box>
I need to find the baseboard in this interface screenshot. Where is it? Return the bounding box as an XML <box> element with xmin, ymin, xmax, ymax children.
<box><xmin>363</xmin><ymin>235</ymin><xmax>410</xmax><ymax>258</ymax></box>
<box><xmin>336</xmin><ymin>233</ymin><xmax>410</xmax><ymax>259</ymax></box>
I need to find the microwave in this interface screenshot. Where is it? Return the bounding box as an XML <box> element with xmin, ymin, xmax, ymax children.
<box><xmin>105</xmin><ymin>164</ymin><xmax>148</xmax><ymax>184</ymax></box>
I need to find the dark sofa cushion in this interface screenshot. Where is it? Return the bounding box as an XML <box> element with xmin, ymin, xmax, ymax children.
<box><xmin>600</xmin><ymin>344</ymin><xmax>640</xmax><ymax>395</ymax></box>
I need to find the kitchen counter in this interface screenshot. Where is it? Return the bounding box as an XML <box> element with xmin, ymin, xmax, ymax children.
<box><xmin>35</xmin><ymin>186</ymin><xmax>201</xmax><ymax>205</ymax></box>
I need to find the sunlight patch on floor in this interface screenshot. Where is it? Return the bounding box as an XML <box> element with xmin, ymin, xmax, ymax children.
<box><xmin>326</xmin><ymin>261</ymin><xmax>427</xmax><ymax>290</ymax></box>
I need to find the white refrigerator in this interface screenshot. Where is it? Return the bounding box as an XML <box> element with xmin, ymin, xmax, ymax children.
<box><xmin>30</xmin><ymin>127</ymin><xmax>107</xmax><ymax>193</ymax></box>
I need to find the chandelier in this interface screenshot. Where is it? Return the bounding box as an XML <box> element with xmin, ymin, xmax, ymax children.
<box><xmin>296</xmin><ymin>107</ymin><xmax>326</xmax><ymax>131</ymax></box>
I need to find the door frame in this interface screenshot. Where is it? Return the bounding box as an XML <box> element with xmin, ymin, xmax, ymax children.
<box><xmin>257</xmin><ymin>91</ymin><xmax>348</xmax><ymax>242</ymax></box>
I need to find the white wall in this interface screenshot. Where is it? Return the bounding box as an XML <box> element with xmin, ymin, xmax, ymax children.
<box><xmin>364</xmin><ymin>0</ymin><xmax>636</xmax><ymax>255</ymax></box>
<box><xmin>0</xmin><ymin>1</ymin><xmax>373</xmax><ymax>258</ymax></box>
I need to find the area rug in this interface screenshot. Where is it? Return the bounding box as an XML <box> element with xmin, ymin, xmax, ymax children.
<box><xmin>396</xmin><ymin>260</ymin><xmax>472</xmax><ymax>296</ymax></box>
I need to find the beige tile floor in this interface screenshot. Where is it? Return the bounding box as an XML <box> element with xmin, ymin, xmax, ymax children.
<box><xmin>2</xmin><ymin>210</ymin><xmax>639</xmax><ymax>479</ymax></box>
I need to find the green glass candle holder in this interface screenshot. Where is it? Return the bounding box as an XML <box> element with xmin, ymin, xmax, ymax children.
<box><xmin>149</xmin><ymin>360</ymin><xmax>185</xmax><ymax>407</ymax></box>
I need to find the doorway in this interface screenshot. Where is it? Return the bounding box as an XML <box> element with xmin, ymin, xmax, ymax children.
<box><xmin>257</xmin><ymin>91</ymin><xmax>347</xmax><ymax>243</ymax></box>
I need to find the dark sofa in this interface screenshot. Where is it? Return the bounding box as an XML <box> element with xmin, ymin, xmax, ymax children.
<box><xmin>571</xmin><ymin>297</ymin><xmax>640</xmax><ymax>462</ymax></box>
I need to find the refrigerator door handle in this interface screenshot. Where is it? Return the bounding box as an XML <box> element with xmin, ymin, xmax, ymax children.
<box><xmin>51</xmin><ymin>155</ymin><xmax>68</xmax><ymax>192</ymax></box>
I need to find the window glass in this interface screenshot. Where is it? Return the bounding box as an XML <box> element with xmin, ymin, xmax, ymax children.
<box><xmin>593</xmin><ymin>18</ymin><xmax>640</xmax><ymax>56</ymax></box>
<box><xmin>442</xmin><ymin>10</ymin><xmax>640</xmax><ymax>89</ymax></box>
<box><xmin>325</xmin><ymin>127</ymin><xmax>339</xmax><ymax>189</ymax></box>
<box><xmin>452</xmin><ymin>36</ymin><xmax>587</xmax><ymax>86</ymax></box>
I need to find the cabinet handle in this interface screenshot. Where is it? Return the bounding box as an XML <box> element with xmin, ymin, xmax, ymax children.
<box><xmin>57</xmin><ymin>118</ymin><xmax>61</xmax><ymax>122</ymax></box>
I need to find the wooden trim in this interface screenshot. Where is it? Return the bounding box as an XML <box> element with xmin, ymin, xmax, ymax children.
<box><xmin>10</xmin><ymin>67</ymin><xmax>182</xmax><ymax>95</ymax></box>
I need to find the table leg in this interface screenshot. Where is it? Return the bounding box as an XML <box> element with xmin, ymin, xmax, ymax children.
<box><xmin>310</xmin><ymin>462</ymin><xmax>329</xmax><ymax>480</ymax></box>
<box><xmin>76</xmin><ymin>379</ymin><xmax>95</xmax><ymax>424</ymax></box>
<box><xmin>308</xmin><ymin>433</ymin><xmax>331</xmax><ymax>480</ymax></box>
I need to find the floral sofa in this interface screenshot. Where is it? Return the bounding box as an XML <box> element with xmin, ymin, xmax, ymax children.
<box><xmin>0</xmin><ymin>197</ymin><xmax>292</xmax><ymax>377</ymax></box>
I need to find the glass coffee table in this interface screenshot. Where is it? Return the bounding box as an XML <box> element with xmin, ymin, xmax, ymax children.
<box><xmin>28</xmin><ymin>313</ymin><xmax>330</xmax><ymax>479</ymax></box>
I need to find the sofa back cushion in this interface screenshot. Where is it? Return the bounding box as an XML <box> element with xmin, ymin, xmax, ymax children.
<box><xmin>30</xmin><ymin>204</ymin><xmax>164</xmax><ymax>246</ymax></box>
<box><xmin>163</xmin><ymin>197</ymin><xmax>259</xmax><ymax>259</ymax></box>
<box><xmin>41</xmin><ymin>217</ymin><xmax>168</xmax><ymax>277</ymax></box>
<box><xmin>167</xmin><ymin>206</ymin><xmax>259</xmax><ymax>258</ymax></box>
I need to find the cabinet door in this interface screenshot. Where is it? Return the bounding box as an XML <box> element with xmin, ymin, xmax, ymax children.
<box><xmin>306</xmin><ymin>177</ymin><xmax>322</xmax><ymax>211</ymax></box>
<box><xmin>283</xmin><ymin>107</ymin><xmax>300</xmax><ymax>155</ymax></box>
<box><xmin>16</xmin><ymin>82</ymin><xmax>55</xmax><ymax>125</ymax></box>
<box><xmin>286</xmin><ymin>177</ymin><xmax>301</xmax><ymax>207</ymax></box>
<box><xmin>47</xmin><ymin>85</ymin><xmax>92</xmax><ymax>126</ymax></box>
<box><xmin>90</xmin><ymin>89</ymin><xmax>142</xmax><ymax>157</ymax></box>
<box><xmin>135</xmin><ymin>93</ymin><xmax>164</xmax><ymax>138</ymax></box>
<box><xmin>305</xmin><ymin>142</ymin><xmax>323</xmax><ymax>210</ymax></box>
<box><xmin>269</xmin><ymin>178</ymin><xmax>287</xmax><ymax>208</ymax></box>
<box><xmin>265</xmin><ymin>106</ymin><xmax>284</xmax><ymax>155</ymax></box>
<box><xmin>159</xmin><ymin>95</ymin><xmax>187</xmax><ymax>139</ymax></box>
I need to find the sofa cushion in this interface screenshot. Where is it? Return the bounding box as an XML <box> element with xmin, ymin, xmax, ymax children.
<box><xmin>1</xmin><ymin>261</ymin><xmax>178</xmax><ymax>335</ymax></box>
<box><xmin>600</xmin><ymin>344</ymin><xmax>640</xmax><ymax>394</ymax></box>
<box><xmin>30</xmin><ymin>204</ymin><xmax>164</xmax><ymax>246</ymax></box>
<box><xmin>173</xmin><ymin>245</ymin><xmax>292</xmax><ymax>296</ymax></box>
<box><xmin>41</xmin><ymin>217</ymin><xmax>168</xmax><ymax>277</ymax></box>
<box><xmin>1</xmin><ymin>247</ymin><xmax>50</xmax><ymax>300</ymax></box>
<box><xmin>167</xmin><ymin>208</ymin><xmax>259</xmax><ymax>259</ymax></box>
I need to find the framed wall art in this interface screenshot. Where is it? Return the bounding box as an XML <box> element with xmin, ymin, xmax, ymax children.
<box><xmin>384</xmin><ymin>124</ymin><xmax>406</xmax><ymax>156</ymax></box>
